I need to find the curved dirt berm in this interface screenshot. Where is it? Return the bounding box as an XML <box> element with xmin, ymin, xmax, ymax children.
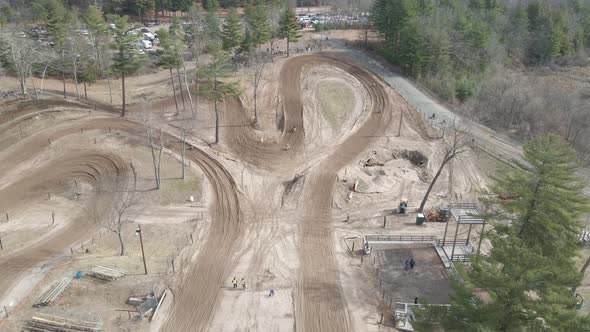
<box><xmin>0</xmin><ymin>101</ymin><xmax>241</xmax><ymax>331</ymax></box>
<box><xmin>289</xmin><ymin>55</ymin><xmax>392</xmax><ymax>332</ymax></box>
<box><xmin>0</xmin><ymin>152</ymin><xmax>130</xmax><ymax>301</ymax></box>
<box><xmin>222</xmin><ymin>53</ymin><xmax>394</xmax><ymax>331</ymax></box>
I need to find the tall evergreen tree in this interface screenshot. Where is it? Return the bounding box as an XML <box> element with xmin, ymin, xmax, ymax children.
<box><xmin>244</xmin><ymin>1</ymin><xmax>271</xmax><ymax>52</ymax></box>
<box><xmin>33</xmin><ymin>0</ymin><xmax>68</xmax><ymax>98</ymax></box>
<box><xmin>109</xmin><ymin>15</ymin><xmax>145</xmax><ymax>117</ymax></box>
<box><xmin>204</xmin><ymin>1</ymin><xmax>222</xmax><ymax>52</ymax></box>
<box><xmin>222</xmin><ymin>7</ymin><xmax>243</xmax><ymax>67</ymax></box>
<box><xmin>83</xmin><ymin>5</ymin><xmax>108</xmax><ymax>78</ymax></box>
<box><xmin>493</xmin><ymin>133</ymin><xmax>588</xmax><ymax>258</ymax></box>
<box><xmin>415</xmin><ymin>134</ymin><xmax>589</xmax><ymax>331</ymax></box>
<box><xmin>157</xmin><ymin>17</ymin><xmax>186</xmax><ymax>114</ymax></box>
<box><xmin>194</xmin><ymin>51</ymin><xmax>240</xmax><ymax>144</ymax></box>
<box><xmin>277</xmin><ymin>7</ymin><xmax>301</xmax><ymax>57</ymax></box>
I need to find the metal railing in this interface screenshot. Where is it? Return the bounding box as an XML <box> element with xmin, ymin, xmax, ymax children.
<box><xmin>365</xmin><ymin>234</ymin><xmax>437</xmax><ymax>243</ymax></box>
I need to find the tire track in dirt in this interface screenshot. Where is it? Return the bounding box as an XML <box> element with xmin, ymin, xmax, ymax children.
<box><xmin>292</xmin><ymin>55</ymin><xmax>392</xmax><ymax>332</ymax></box>
<box><xmin>0</xmin><ymin>152</ymin><xmax>129</xmax><ymax>301</ymax></box>
<box><xmin>0</xmin><ymin>103</ymin><xmax>241</xmax><ymax>330</ymax></box>
<box><xmin>222</xmin><ymin>54</ymin><xmax>394</xmax><ymax>331</ymax></box>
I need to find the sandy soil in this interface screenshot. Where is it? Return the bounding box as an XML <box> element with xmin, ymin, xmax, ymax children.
<box><xmin>0</xmin><ymin>35</ymin><xmax>495</xmax><ymax>332</ymax></box>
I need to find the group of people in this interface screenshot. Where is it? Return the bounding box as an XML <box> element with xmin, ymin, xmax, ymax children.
<box><xmin>404</xmin><ymin>258</ymin><xmax>416</xmax><ymax>271</ymax></box>
<box><xmin>231</xmin><ymin>277</ymin><xmax>247</xmax><ymax>290</ymax></box>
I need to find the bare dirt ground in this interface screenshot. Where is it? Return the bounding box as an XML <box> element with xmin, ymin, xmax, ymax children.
<box><xmin>0</xmin><ymin>32</ymin><xmax>495</xmax><ymax>332</ymax></box>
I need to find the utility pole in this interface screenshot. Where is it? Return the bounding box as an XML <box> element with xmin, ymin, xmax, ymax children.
<box><xmin>136</xmin><ymin>225</ymin><xmax>148</xmax><ymax>275</ymax></box>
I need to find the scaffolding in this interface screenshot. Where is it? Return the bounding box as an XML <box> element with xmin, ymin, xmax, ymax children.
<box><xmin>439</xmin><ymin>203</ymin><xmax>486</xmax><ymax>262</ymax></box>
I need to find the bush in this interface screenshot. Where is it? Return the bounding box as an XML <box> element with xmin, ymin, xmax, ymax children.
<box><xmin>455</xmin><ymin>75</ymin><xmax>476</xmax><ymax>102</ymax></box>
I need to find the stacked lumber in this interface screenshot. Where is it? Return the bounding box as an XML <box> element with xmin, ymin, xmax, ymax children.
<box><xmin>89</xmin><ymin>266</ymin><xmax>126</xmax><ymax>281</ymax></box>
<box><xmin>33</xmin><ymin>278</ymin><xmax>72</xmax><ymax>307</ymax></box>
<box><xmin>24</xmin><ymin>309</ymin><xmax>102</xmax><ymax>332</ymax></box>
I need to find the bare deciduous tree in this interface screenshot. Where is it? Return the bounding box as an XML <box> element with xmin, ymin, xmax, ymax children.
<box><xmin>419</xmin><ymin>120</ymin><xmax>469</xmax><ymax>212</ymax></box>
<box><xmin>252</xmin><ymin>55</ymin><xmax>267</xmax><ymax>128</ymax></box>
<box><xmin>106</xmin><ymin>190</ymin><xmax>137</xmax><ymax>256</ymax></box>
<box><xmin>1</xmin><ymin>33</ymin><xmax>43</xmax><ymax>96</ymax></box>
<box><xmin>144</xmin><ymin>118</ymin><xmax>164</xmax><ymax>189</ymax></box>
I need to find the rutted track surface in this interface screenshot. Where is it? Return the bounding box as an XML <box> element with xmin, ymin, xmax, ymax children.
<box><xmin>0</xmin><ymin>153</ymin><xmax>129</xmax><ymax>300</ymax></box>
<box><xmin>0</xmin><ymin>103</ymin><xmax>241</xmax><ymax>331</ymax></box>
<box><xmin>2</xmin><ymin>53</ymin><xmax>394</xmax><ymax>331</ymax></box>
<box><xmin>224</xmin><ymin>54</ymin><xmax>393</xmax><ymax>331</ymax></box>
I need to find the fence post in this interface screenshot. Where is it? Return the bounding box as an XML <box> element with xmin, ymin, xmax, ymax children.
<box><xmin>51</xmin><ymin>211</ymin><xmax>55</xmax><ymax>224</ymax></box>
<box><xmin>0</xmin><ymin>237</ymin><xmax>3</xmax><ymax>250</ymax></box>
<box><xmin>4</xmin><ymin>306</ymin><xmax>8</xmax><ymax>318</ymax></box>
<box><xmin>70</xmin><ymin>247</ymin><xmax>73</xmax><ymax>255</ymax></box>
<box><xmin>5</xmin><ymin>212</ymin><xmax>8</xmax><ymax>221</ymax></box>
<box><xmin>351</xmin><ymin>242</ymin><xmax>355</xmax><ymax>253</ymax></box>
<box><xmin>190</xmin><ymin>233</ymin><xmax>194</xmax><ymax>244</ymax></box>
<box><xmin>171</xmin><ymin>259</ymin><xmax>175</xmax><ymax>273</ymax></box>
<box><xmin>383</xmin><ymin>216</ymin><xmax>386</xmax><ymax>228</ymax></box>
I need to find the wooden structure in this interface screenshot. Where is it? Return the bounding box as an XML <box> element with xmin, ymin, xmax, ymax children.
<box><xmin>24</xmin><ymin>309</ymin><xmax>102</xmax><ymax>332</ymax></box>
<box><xmin>89</xmin><ymin>266</ymin><xmax>126</xmax><ymax>281</ymax></box>
<box><xmin>33</xmin><ymin>278</ymin><xmax>72</xmax><ymax>307</ymax></box>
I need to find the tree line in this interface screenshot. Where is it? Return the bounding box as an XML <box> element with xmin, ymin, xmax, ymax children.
<box><xmin>370</xmin><ymin>0</ymin><xmax>590</xmax><ymax>100</ymax></box>
<box><xmin>0</xmin><ymin>0</ymin><xmax>302</xmax><ymax>137</ymax></box>
<box><xmin>370</xmin><ymin>0</ymin><xmax>590</xmax><ymax>164</ymax></box>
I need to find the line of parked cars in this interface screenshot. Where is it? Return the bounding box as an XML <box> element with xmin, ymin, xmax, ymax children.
<box><xmin>296</xmin><ymin>12</ymin><xmax>370</xmax><ymax>27</ymax></box>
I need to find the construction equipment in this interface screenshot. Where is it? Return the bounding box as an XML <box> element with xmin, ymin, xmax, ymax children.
<box><xmin>426</xmin><ymin>207</ymin><xmax>449</xmax><ymax>223</ymax></box>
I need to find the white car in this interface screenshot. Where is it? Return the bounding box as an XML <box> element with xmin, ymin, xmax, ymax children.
<box><xmin>143</xmin><ymin>32</ymin><xmax>156</xmax><ymax>41</ymax></box>
<box><xmin>141</xmin><ymin>39</ymin><xmax>153</xmax><ymax>49</ymax></box>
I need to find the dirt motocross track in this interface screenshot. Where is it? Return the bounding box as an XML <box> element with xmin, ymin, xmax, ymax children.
<box><xmin>211</xmin><ymin>54</ymin><xmax>393</xmax><ymax>331</ymax></box>
<box><xmin>0</xmin><ymin>53</ymin><xmax>405</xmax><ymax>331</ymax></box>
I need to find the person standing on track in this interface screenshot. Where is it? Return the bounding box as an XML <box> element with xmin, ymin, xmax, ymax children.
<box><xmin>241</xmin><ymin>278</ymin><xmax>246</xmax><ymax>289</ymax></box>
<box><xmin>232</xmin><ymin>277</ymin><xmax>238</xmax><ymax>288</ymax></box>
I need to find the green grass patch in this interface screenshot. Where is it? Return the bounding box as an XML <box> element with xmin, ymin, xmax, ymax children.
<box><xmin>317</xmin><ymin>80</ymin><xmax>356</xmax><ymax>129</ymax></box>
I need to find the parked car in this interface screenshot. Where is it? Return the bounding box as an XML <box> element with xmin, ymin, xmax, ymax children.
<box><xmin>143</xmin><ymin>32</ymin><xmax>156</xmax><ymax>41</ymax></box>
<box><xmin>141</xmin><ymin>39</ymin><xmax>153</xmax><ymax>49</ymax></box>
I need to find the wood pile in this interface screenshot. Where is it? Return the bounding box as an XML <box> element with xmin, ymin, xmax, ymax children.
<box><xmin>89</xmin><ymin>266</ymin><xmax>126</xmax><ymax>281</ymax></box>
<box><xmin>24</xmin><ymin>309</ymin><xmax>102</xmax><ymax>332</ymax></box>
<box><xmin>33</xmin><ymin>278</ymin><xmax>72</xmax><ymax>307</ymax></box>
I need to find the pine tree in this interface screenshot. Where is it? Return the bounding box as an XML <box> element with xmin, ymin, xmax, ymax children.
<box><xmin>109</xmin><ymin>15</ymin><xmax>145</xmax><ymax>117</ymax></box>
<box><xmin>278</xmin><ymin>7</ymin><xmax>301</xmax><ymax>57</ymax></box>
<box><xmin>157</xmin><ymin>17</ymin><xmax>186</xmax><ymax>114</ymax></box>
<box><xmin>222</xmin><ymin>7</ymin><xmax>243</xmax><ymax>67</ymax></box>
<box><xmin>415</xmin><ymin>134</ymin><xmax>589</xmax><ymax>331</ymax></box>
<box><xmin>493</xmin><ymin>133</ymin><xmax>589</xmax><ymax>258</ymax></box>
<box><xmin>83</xmin><ymin>5</ymin><xmax>108</xmax><ymax>78</ymax></box>
<box><xmin>204</xmin><ymin>2</ymin><xmax>222</xmax><ymax>52</ymax></box>
<box><xmin>194</xmin><ymin>51</ymin><xmax>240</xmax><ymax>144</ymax></box>
<box><xmin>33</xmin><ymin>0</ymin><xmax>68</xmax><ymax>98</ymax></box>
<box><xmin>244</xmin><ymin>1</ymin><xmax>271</xmax><ymax>52</ymax></box>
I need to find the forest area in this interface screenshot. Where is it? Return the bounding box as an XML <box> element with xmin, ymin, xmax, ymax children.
<box><xmin>370</xmin><ymin>0</ymin><xmax>590</xmax><ymax>164</ymax></box>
